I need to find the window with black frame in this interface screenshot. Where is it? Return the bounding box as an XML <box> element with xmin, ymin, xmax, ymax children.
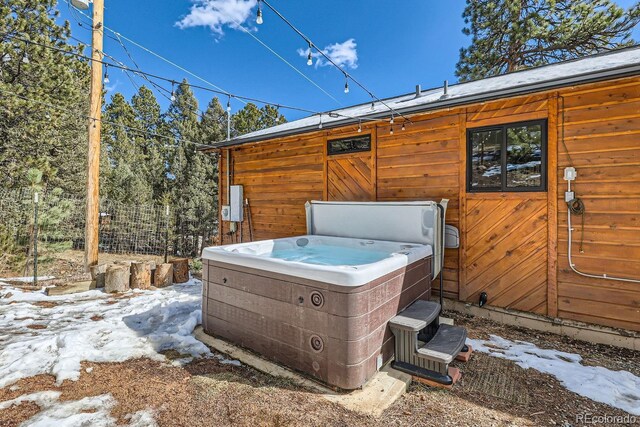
<box><xmin>467</xmin><ymin>120</ymin><xmax>546</xmax><ymax>192</ymax></box>
<box><xmin>327</xmin><ymin>135</ymin><xmax>371</xmax><ymax>155</ymax></box>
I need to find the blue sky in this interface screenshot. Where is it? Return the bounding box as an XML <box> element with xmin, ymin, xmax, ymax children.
<box><xmin>59</xmin><ymin>0</ymin><xmax>640</xmax><ymax>121</ymax></box>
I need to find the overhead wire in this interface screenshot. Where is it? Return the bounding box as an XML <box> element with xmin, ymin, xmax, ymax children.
<box><xmin>260</xmin><ymin>0</ymin><xmax>412</xmax><ymax>124</ymax></box>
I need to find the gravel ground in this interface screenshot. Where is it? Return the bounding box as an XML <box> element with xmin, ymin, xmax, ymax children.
<box><xmin>1</xmin><ymin>312</ymin><xmax>637</xmax><ymax>427</ymax></box>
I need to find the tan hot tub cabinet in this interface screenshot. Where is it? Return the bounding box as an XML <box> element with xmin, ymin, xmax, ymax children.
<box><xmin>202</xmin><ymin>200</ymin><xmax>448</xmax><ymax>390</ymax></box>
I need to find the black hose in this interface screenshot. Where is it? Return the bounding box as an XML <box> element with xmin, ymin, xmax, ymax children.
<box><xmin>567</xmin><ymin>197</ymin><xmax>586</xmax><ymax>253</ymax></box>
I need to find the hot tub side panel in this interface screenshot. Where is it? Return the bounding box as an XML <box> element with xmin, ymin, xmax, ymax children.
<box><xmin>202</xmin><ymin>257</ymin><xmax>432</xmax><ymax>389</ymax></box>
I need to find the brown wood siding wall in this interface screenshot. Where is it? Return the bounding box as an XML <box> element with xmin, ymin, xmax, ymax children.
<box><xmin>216</xmin><ymin>76</ymin><xmax>640</xmax><ymax>332</ymax></box>
<box><xmin>555</xmin><ymin>78</ymin><xmax>640</xmax><ymax>331</ymax></box>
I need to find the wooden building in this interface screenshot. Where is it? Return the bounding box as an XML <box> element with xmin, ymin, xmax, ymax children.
<box><xmin>207</xmin><ymin>48</ymin><xmax>640</xmax><ymax>332</ymax></box>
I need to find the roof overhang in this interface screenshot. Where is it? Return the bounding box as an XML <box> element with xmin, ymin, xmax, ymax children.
<box><xmin>206</xmin><ymin>60</ymin><xmax>640</xmax><ymax>150</ymax></box>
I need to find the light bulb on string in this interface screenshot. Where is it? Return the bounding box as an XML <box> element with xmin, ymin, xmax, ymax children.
<box><xmin>103</xmin><ymin>64</ymin><xmax>110</xmax><ymax>84</ymax></box>
<box><xmin>318</xmin><ymin>114</ymin><xmax>323</xmax><ymax>129</ymax></box>
<box><xmin>390</xmin><ymin>115</ymin><xmax>394</xmax><ymax>124</ymax></box>
<box><xmin>344</xmin><ymin>78</ymin><xmax>349</xmax><ymax>94</ymax></box>
<box><xmin>357</xmin><ymin>120</ymin><xmax>362</xmax><ymax>133</ymax></box>
<box><xmin>22</xmin><ymin>53</ymin><xmax>29</xmax><ymax>64</ymax></box>
<box><xmin>170</xmin><ymin>81</ymin><xmax>176</xmax><ymax>102</ymax></box>
<box><xmin>390</xmin><ymin>125</ymin><xmax>394</xmax><ymax>135</ymax></box>
<box><xmin>227</xmin><ymin>96</ymin><xmax>231</xmax><ymax>112</ymax></box>
<box><xmin>401</xmin><ymin>122</ymin><xmax>406</xmax><ymax>131</ymax></box>
<box><xmin>306</xmin><ymin>42</ymin><xmax>313</xmax><ymax>66</ymax></box>
<box><xmin>256</xmin><ymin>1</ymin><xmax>264</xmax><ymax>24</ymax></box>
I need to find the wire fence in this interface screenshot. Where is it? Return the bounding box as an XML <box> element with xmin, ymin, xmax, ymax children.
<box><xmin>0</xmin><ymin>188</ymin><xmax>217</xmax><ymax>279</ymax></box>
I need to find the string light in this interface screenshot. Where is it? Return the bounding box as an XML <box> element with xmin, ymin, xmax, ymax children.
<box><xmin>170</xmin><ymin>81</ymin><xmax>176</xmax><ymax>102</ymax></box>
<box><xmin>390</xmin><ymin>114</ymin><xmax>394</xmax><ymax>124</ymax></box>
<box><xmin>22</xmin><ymin>52</ymin><xmax>29</xmax><ymax>64</ymax></box>
<box><xmin>256</xmin><ymin>0</ymin><xmax>264</xmax><ymax>25</ymax></box>
<box><xmin>227</xmin><ymin>96</ymin><xmax>231</xmax><ymax>112</ymax></box>
<box><xmin>103</xmin><ymin>64</ymin><xmax>110</xmax><ymax>83</ymax></box>
<box><xmin>401</xmin><ymin>122</ymin><xmax>406</xmax><ymax>131</ymax></box>
<box><xmin>357</xmin><ymin>120</ymin><xmax>362</xmax><ymax>133</ymax></box>
<box><xmin>344</xmin><ymin>77</ymin><xmax>349</xmax><ymax>94</ymax></box>
<box><xmin>306</xmin><ymin>42</ymin><xmax>313</xmax><ymax>66</ymax></box>
<box><xmin>390</xmin><ymin>125</ymin><xmax>394</xmax><ymax>135</ymax></box>
<box><xmin>318</xmin><ymin>113</ymin><xmax>323</xmax><ymax>129</ymax></box>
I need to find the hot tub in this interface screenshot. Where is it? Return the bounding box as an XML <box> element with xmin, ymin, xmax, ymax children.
<box><xmin>202</xmin><ymin>200</ymin><xmax>447</xmax><ymax>389</ymax></box>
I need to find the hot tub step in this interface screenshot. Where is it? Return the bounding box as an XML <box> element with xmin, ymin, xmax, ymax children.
<box><xmin>388</xmin><ymin>300</ymin><xmax>441</xmax><ymax>332</ymax></box>
<box><xmin>416</xmin><ymin>324</ymin><xmax>467</xmax><ymax>365</ymax></box>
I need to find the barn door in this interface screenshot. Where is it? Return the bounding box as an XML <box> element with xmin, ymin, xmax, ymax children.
<box><xmin>326</xmin><ymin>134</ymin><xmax>375</xmax><ymax>201</ymax></box>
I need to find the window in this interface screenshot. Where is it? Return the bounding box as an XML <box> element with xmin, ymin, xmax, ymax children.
<box><xmin>467</xmin><ymin>120</ymin><xmax>546</xmax><ymax>192</ymax></box>
<box><xmin>327</xmin><ymin>135</ymin><xmax>371</xmax><ymax>155</ymax></box>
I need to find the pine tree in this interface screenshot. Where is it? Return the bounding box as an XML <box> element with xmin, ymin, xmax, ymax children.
<box><xmin>231</xmin><ymin>103</ymin><xmax>286</xmax><ymax>136</ymax></box>
<box><xmin>0</xmin><ymin>0</ymin><xmax>90</xmax><ymax>195</ymax></box>
<box><xmin>101</xmin><ymin>93</ymin><xmax>152</xmax><ymax>205</ymax></box>
<box><xmin>456</xmin><ymin>0</ymin><xmax>640</xmax><ymax>81</ymax></box>
<box><xmin>131</xmin><ymin>86</ymin><xmax>167</xmax><ymax>201</ymax></box>
<box><xmin>165</xmin><ymin>80</ymin><xmax>216</xmax><ymax>256</ymax></box>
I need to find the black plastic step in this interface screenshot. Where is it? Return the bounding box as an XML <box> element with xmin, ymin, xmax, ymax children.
<box><xmin>417</xmin><ymin>324</ymin><xmax>467</xmax><ymax>364</ymax></box>
<box><xmin>389</xmin><ymin>300</ymin><xmax>441</xmax><ymax>332</ymax></box>
<box><xmin>392</xmin><ymin>360</ymin><xmax>454</xmax><ymax>385</ymax></box>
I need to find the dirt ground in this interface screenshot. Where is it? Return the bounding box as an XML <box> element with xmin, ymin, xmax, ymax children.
<box><xmin>1</xmin><ymin>312</ymin><xmax>637</xmax><ymax>427</ymax></box>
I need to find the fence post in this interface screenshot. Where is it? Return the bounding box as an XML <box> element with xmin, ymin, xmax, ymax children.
<box><xmin>33</xmin><ymin>191</ymin><xmax>39</xmax><ymax>286</ymax></box>
<box><xmin>164</xmin><ymin>204</ymin><xmax>169</xmax><ymax>264</ymax></box>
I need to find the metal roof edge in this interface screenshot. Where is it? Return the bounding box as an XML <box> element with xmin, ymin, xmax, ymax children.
<box><xmin>207</xmin><ymin>62</ymin><xmax>640</xmax><ymax>150</ymax></box>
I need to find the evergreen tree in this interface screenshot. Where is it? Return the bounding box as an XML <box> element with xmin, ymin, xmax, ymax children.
<box><xmin>101</xmin><ymin>93</ymin><xmax>152</xmax><ymax>205</ymax></box>
<box><xmin>131</xmin><ymin>86</ymin><xmax>167</xmax><ymax>200</ymax></box>
<box><xmin>0</xmin><ymin>0</ymin><xmax>90</xmax><ymax>195</ymax></box>
<box><xmin>456</xmin><ymin>0</ymin><xmax>640</xmax><ymax>81</ymax></box>
<box><xmin>165</xmin><ymin>80</ymin><xmax>215</xmax><ymax>255</ymax></box>
<box><xmin>231</xmin><ymin>102</ymin><xmax>286</xmax><ymax>136</ymax></box>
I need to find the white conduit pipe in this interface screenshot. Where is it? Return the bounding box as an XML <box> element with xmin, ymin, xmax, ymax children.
<box><xmin>566</xmin><ymin>180</ymin><xmax>640</xmax><ymax>284</ymax></box>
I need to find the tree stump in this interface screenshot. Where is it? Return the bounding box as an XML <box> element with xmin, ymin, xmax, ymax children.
<box><xmin>154</xmin><ymin>263</ymin><xmax>173</xmax><ymax>288</ymax></box>
<box><xmin>90</xmin><ymin>264</ymin><xmax>108</xmax><ymax>288</ymax></box>
<box><xmin>169</xmin><ymin>258</ymin><xmax>190</xmax><ymax>284</ymax></box>
<box><xmin>130</xmin><ymin>262</ymin><xmax>151</xmax><ymax>290</ymax></box>
<box><xmin>105</xmin><ymin>265</ymin><xmax>130</xmax><ymax>293</ymax></box>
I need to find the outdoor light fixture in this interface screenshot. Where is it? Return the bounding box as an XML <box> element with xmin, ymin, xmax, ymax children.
<box><xmin>21</xmin><ymin>53</ymin><xmax>29</xmax><ymax>64</ymax></box>
<box><xmin>256</xmin><ymin>1</ymin><xmax>264</xmax><ymax>24</ymax></box>
<box><xmin>103</xmin><ymin>64</ymin><xmax>109</xmax><ymax>84</ymax></box>
<box><xmin>71</xmin><ymin>0</ymin><xmax>91</xmax><ymax>10</ymax></box>
<box><xmin>344</xmin><ymin>79</ymin><xmax>349</xmax><ymax>94</ymax></box>
<box><xmin>170</xmin><ymin>81</ymin><xmax>176</xmax><ymax>102</ymax></box>
<box><xmin>357</xmin><ymin>120</ymin><xmax>362</xmax><ymax>132</ymax></box>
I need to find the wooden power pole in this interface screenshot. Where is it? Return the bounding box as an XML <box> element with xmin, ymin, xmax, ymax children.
<box><xmin>84</xmin><ymin>0</ymin><xmax>104</xmax><ymax>270</ymax></box>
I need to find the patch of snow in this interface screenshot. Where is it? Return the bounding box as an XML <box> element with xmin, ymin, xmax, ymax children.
<box><xmin>0</xmin><ymin>390</ymin><xmax>61</xmax><ymax>411</ymax></box>
<box><xmin>0</xmin><ymin>391</ymin><xmax>154</xmax><ymax>427</ymax></box>
<box><xmin>124</xmin><ymin>409</ymin><xmax>158</xmax><ymax>427</ymax></box>
<box><xmin>0</xmin><ymin>279</ymin><xmax>210</xmax><ymax>388</ymax></box>
<box><xmin>468</xmin><ymin>335</ymin><xmax>640</xmax><ymax>416</ymax></box>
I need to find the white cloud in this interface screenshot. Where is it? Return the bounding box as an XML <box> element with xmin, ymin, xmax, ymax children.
<box><xmin>297</xmin><ymin>39</ymin><xmax>358</xmax><ymax>69</ymax></box>
<box><xmin>176</xmin><ymin>0</ymin><xmax>258</xmax><ymax>35</ymax></box>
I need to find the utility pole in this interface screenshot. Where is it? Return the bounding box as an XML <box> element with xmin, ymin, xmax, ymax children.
<box><xmin>84</xmin><ymin>0</ymin><xmax>104</xmax><ymax>270</ymax></box>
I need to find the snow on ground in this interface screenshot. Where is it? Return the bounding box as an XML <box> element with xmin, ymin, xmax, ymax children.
<box><xmin>468</xmin><ymin>335</ymin><xmax>640</xmax><ymax>416</ymax></box>
<box><xmin>0</xmin><ymin>278</ymin><xmax>243</xmax><ymax>424</ymax></box>
<box><xmin>0</xmin><ymin>278</ymin><xmax>212</xmax><ymax>388</ymax></box>
<box><xmin>0</xmin><ymin>391</ymin><xmax>156</xmax><ymax>426</ymax></box>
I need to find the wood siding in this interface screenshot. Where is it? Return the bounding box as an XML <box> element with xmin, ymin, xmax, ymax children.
<box><xmin>217</xmin><ymin>76</ymin><xmax>640</xmax><ymax>332</ymax></box>
<box><xmin>555</xmin><ymin>78</ymin><xmax>640</xmax><ymax>331</ymax></box>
